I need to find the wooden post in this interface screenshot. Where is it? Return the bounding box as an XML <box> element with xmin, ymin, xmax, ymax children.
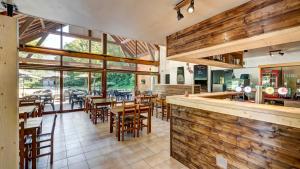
<box><xmin>59</xmin><ymin>24</ymin><xmax>63</xmax><ymax>112</ymax></box>
<box><xmin>135</xmin><ymin>40</ymin><xmax>138</xmax><ymax>95</ymax></box>
<box><xmin>88</xmin><ymin>30</ymin><xmax>92</xmax><ymax>93</ymax></box>
<box><xmin>102</xmin><ymin>33</ymin><xmax>107</xmax><ymax>98</ymax></box>
<box><xmin>0</xmin><ymin>15</ymin><xmax>18</xmax><ymax>169</ymax></box>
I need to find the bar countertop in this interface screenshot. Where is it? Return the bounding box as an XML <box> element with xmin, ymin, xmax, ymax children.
<box><xmin>166</xmin><ymin>92</ymin><xmax>300</xmax><ymax>128</ymax></box>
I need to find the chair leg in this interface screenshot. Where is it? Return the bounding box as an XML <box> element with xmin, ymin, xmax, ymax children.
<box><xmin>51</xmin><ymin>103</ymin><xmax>55</xmax><ymax>111</ymax></box>
<box><xmin>121</xmin><ymin>123</ymin><xmax>124</xmax><ymax>141</ymax></box>
<box><xmin>50</xmin><ymin>144</ymin><xmax>54</xmax><ymax>164</ymax></box>
<box><xmin>25</xmin><ymin>147</ymin><xmax>29</xmax><ymax>169</ymax></box>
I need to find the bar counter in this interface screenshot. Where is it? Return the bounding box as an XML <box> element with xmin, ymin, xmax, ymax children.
<box><xmin>166</xmin><ymin>92</ymin><xmax>300</xmax><ymax>169</ymax></box>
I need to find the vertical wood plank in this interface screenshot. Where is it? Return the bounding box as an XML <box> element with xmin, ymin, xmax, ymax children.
<box><xmin>0</xmin><ymin>15</ymin><xmax>18</xmax><ymax>169</ymax></box>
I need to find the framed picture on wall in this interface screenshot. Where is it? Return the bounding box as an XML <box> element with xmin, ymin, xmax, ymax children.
<box><xmin>177</xmin><ymin>67</ymin><xmax>185</xmax><ymax>84</ymax></box>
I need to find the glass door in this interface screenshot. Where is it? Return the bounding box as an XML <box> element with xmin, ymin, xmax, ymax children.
<box><xmin>63</xmin><ymin>71</ymin><xmax>88</xmax><ymax>111</ymax></box>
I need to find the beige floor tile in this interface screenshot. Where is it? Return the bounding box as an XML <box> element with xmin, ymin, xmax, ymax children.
<box><xmin>144</xmin><ymin>150</ymin><xmax>171</xmax><ymax>167</ymax></box>
<box><xmin>68</xmin><ymin>161</ymin><xmax>89</xmax><ymax>169</ymax></box>
<box><xmin>33</xmin><ymin>112</ymin><xmax>189</xmax><ymax>169</ymax></box>
<box><xmin>130</xmin><ymin>160</ymin><xmax>151</xmax><ymax>169</ymax></box>
<box><xmin>152</xmin><ymin>158</ymin><xmax>185</xmax><ymax>169</ymax></box>
<box><xmin>67</xmin><ymin>154</ymin><xmax>86</xmax><ymax>165</ymax></box>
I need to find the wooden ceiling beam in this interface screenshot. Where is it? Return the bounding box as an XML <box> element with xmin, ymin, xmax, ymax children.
<box><xmin>146</xmin><ymin>43</ymin><xmax>155</xmax><ymax>61</ymax></box>
<box><xmin>121</xmin><ymin>38</ymin><xmax>132</xmax><ymax>44</ymax></box>
<box><xmin>40</xmin><ymin>19</ymin><xmax>45</xmax><ymax>29</ymax></box>
<box><xmin>19</xmin><ymin>17</ymin><xmax>35</xmax><ymax>37</ymax></box>
<box><xmin>19</xmin><ymin>45</ymin><xmax>159</xmax><ymax>66</ymax></box>
<box><xmin>110</xmin><ymin>35</ymin><xmax>135</xmax><ymax>57</ymax></box>
<box><xmin>19</xmin><ymin>23</ymin><xmax>61</xmax><ymax>44</ymax></box>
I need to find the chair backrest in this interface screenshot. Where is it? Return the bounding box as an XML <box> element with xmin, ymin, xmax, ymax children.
<box><xmin>51</xmin><ymin>115</ymin><xmax>58</xmax><ymax>139</ymax></box>
<box><xmin>139</xmin><ymin>96</ymin><xmax>151</xmax><ymax>106</ymax></box>
<box><xmin>122</xmin><ymin>101</ymin><xmax>136</xmax><ymax>117</ymax></box>
<box><xmin>111</xmin><ymin>99</ymin><xmax>116</xmax><ymax>108</ymax></box>
<box><xmin>138</xmin><ymin>104</ymin><xmax>150</xmax><ymax>115</ymax></box>
<box><xmin>19</xmin><ymin>121</ymin><xmax>25</xmax><ymax>169</ymax></box>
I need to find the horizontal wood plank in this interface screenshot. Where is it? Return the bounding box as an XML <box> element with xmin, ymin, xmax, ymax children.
<box><xmin>167</xmin><ymin>0</ymin><xmax>300</xmax><ymax>57</ymax></box>
<box><xmin>170</xmin><ymin>104</ymin><xmax>300</xmax><ymax>169</ymax></box>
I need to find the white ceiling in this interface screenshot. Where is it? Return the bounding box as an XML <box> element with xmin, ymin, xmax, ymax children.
<box><xmin>14</xmin><ymin>0</ymin><xmax>249</xmax><ymax>45</ymax></box>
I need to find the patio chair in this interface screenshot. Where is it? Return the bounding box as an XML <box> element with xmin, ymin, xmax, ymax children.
<box><xmin>43</xmin><ymin>94</ymin><xmax>55</xmax><ymax>111</ymax></box>
<box><xmin>70</xmin><ymin>92</ymin><xmax>85</xmax><ymax>110</ymax></box>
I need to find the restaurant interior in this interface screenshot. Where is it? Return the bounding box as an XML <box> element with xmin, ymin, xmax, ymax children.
<box><xmin>1</xmin><ymin>0</ymin><xmax>300</xmax><ymax>169</ymax></box>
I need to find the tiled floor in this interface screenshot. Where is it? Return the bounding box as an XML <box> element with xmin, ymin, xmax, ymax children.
<box><xmin>35</xmin><ymin>111</ymin><xmax>187</xmax><ymax>169</ymax></box>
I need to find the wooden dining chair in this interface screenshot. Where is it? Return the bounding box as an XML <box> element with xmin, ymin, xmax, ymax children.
<box><xmin>120</xmin><ymin>102</ymin><xmax>137</xmax><ymax>141</ymax></box>
<box><xmin>149</xmin><ymin>94</ymin><xmax>158</xmax><ymax>116</ymax></box>
<box><xmin>155</xmin><ymin>98</ymin><xmax>167</xmax><ymax>120</ymax></box>
<box><xmin>19</xmin><ymin>121</ymin><xmax>25</xmax><ymax>169</ymax></box>
<box><xmin>137</xmin><ymin>104</ymin><xmax>150</xmax><ymax>136</ymax></box>
<box><xmin>25</xmin><ymin>114</ymin><xmax>57</xmax><ymax>167</ymax></box>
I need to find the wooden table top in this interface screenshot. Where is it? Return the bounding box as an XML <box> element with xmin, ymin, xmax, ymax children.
<box><xmin>20</xmin><ymin>117</ymin><xmax>43</xmax><ymax>129</ymax></box>
<box><xmin>111</xmin><ymin>105</ymin><xmax>150</xmax><ymax>114</ymax></box>
<box><xmin>19</xmin><ymin>105</ymin><xmax>36</xmax><ymax>114</ymax></box>
<box><xmin>92</xmin><ymin>98</ymin><xmax>113</xmax><ymax>104</ymax></box>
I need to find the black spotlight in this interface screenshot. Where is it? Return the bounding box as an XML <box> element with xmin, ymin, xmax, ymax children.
<box><xmin>1</xmin><ymin>1</ymin><xmax>18</xmax><ymax>17</ymax></box>
<box><xmin>177</xmin><ymin>9</ymin><xmax>184</xmax><ymax>21</ymax></box>
<box><xmin>187</xmin><ymin>0</ymin><xmax>194</xmax><ymax>14</ymax></box>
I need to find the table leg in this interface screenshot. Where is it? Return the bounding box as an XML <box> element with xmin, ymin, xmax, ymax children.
<box><xmin>117</xmin><ymin>113</ymin><xmax>120</xmax><ymax>141</ymax></box>
<box><xmin>32</xmin><ymin>129</ymin><xmax>37</xmax><ymax>169</ymax></box>
<box><xmin>148</xmin><ymin>110</ymin><xmax>151</xmax><ymax>133</ymax></box>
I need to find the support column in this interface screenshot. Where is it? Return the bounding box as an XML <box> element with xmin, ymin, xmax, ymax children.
<box><xmin>0</xmin><ymin>15</ymin><xmax>18</xmax><ymax>169</ymax></box>
<box><xmin>102</xmin><ymin>33</ymin><xmax>107</xmax><ymax>98</ymax></box>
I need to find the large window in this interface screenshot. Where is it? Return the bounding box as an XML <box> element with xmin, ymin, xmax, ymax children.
<box><xmin>63</xmin><ymin>56</ymin><xmax>103</xmax><ymax>68</ymax></box>
<box><xmin>19</xmin><ymin>52</ymin><xmax>61</xmax><ymax>66</ymax></box>
<box><xmin>91</xmin><ymin>72</ymin><xmax>102</xmax><ymax>96</ymax></box>
<box><xmin>63</xmin><ymin>71</ymin><xmax>88</xmax><ymax>110</ymax></box>
<box><xmin>19</xmin><ymin>69</ymin><xmax>60</xmax><ymax>113</ymax></box>
<box><xmin>18</xmin><ymin>16</ymin><xmax>160</xmax><ymax>112</ymax></box>
<box><xmin>107</xmin><ymin>61</ymin><xmax>136</xmax><ymax>71</ymax></box>
<box><xmin>107</xmin><ymin>72</ymin><xmax>135</xmax><ymax>101</ymax></box>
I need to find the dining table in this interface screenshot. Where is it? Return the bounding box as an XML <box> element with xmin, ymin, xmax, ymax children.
<box><xmin>21</xmin><ymin>117</ymin><xmax>43</xmax><ymax>169</ymax></box>
<box><xmin>89</xmin><ymin>98</ymin><xmax>114</xmax><ymax>124</ymax></box>
<box><xmin>84</xmin><ymin>96</ymin><xmax>105</xmax><ymax>113</ymax></box>
<box><xmin>110</xmin><ymin>104</ymin><xmax>151</xmax><ymax>141</ymax></box>
<box><xmin>19</xmin><ymin>105</ymin><xmax>37</xmax><ymax>118</ymax></box>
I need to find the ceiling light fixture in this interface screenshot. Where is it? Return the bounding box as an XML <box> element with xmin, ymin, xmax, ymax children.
<box><xmin>187</xmin><ymin>0</ymin><xmax>194</xmax><ymax>14</ymax></box>
<box><xmin>177</xmin><ymin>9</ymin><xmax>184</xmax><ymax>21</ymax></box>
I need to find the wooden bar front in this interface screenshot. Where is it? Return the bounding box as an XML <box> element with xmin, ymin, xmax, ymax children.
<box><xmin>170</xmin><ymin>104</ymin><xmax>300</xmax><ymax>168</ymax></box>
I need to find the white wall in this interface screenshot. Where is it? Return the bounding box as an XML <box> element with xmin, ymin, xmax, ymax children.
<box><xmin>160</xmin><ymin>46</ymin><xmax>195</xmax><ymax>85</ymax></box>
<box><xmin>160</xmin><ymin>45</ymin><xmax>300</xmax><ymax>90</ymax></box>
<box><xmin>233</xmin><ymin>50</ymin><xmax>300</xmax><ymax>85</ymax></box>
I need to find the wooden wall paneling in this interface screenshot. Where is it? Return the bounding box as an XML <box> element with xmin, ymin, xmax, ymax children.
<box><xmin>167</xmin><ymin>0</ymin><xmax>300</xmax><ymax>57</ymax></box>
<box><xmin>0</xmin><ymin>15</ymin><xmax>18</xmax><ymax>169</ymax></box>
<box><xmin>170</xmin><ymin>104</ymin><xmax>300</xmax><ymax>169</ymax></box>
<box><xmin>153</xmin><ymin>85</ymin><xmax>200</xmax><ymax>96</ymax></box>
